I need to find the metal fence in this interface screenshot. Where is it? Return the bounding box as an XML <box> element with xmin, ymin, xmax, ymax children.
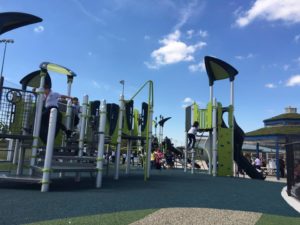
<box><xmin>286</xmin><ymin>141</ymin><xmax>300</xmax><ymax>200</ymax></box>
<box><xmin>0</xmin><ymin>86</ymin><xmax>36</xmax><ymax>138</ymax></box>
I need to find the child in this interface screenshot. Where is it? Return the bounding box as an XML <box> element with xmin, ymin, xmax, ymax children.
<box><xmin>187</xmin><ymin>121</ymin><xmax>199</xmax><ymax>149</ymax></box>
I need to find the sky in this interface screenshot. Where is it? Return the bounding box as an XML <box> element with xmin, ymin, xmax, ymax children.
<box><xmin>1</xmin><ymin>0</ymin><xmax>300</xmax><ymax>146</ymax></box>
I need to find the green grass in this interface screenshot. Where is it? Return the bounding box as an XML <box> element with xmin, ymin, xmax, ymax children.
<box><xmin>26</xmin><ymin>209</ymin><xmax>157</xmax><ymax>225</ymax></box>
<box><xmin>256</xmin><ymin>214</ymin><xmax>300</xmax><ymax>225</ymax></box>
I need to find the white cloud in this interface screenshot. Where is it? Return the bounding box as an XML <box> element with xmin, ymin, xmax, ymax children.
<box><xmin>235</xmin><ymin>53</ymin><xmax>254</xmax><ymax>60</ymax></box>
<box><xmin>72</xmin><ymin>0</ymin><xmax>105</xmax><ymax>25</ymax></box>
<box><xmin>186</xmin><ymin>30</ymin><xmax>194</xmax><ymax>39</ymax></box>
<box><xmin>174</xmin><ymin>0</ymin><xmax>199</xmax><ymax>30</ymax></box>
<box><xmin>236</xmin><ymin>0</ymin><xmax>300</xmax><ymax>27</ymax></box>
<box><xmin>188</xmin><ymin>61</ymin><xmax>205</xmax><ymax>73</ymax></box>
<box><xmin>265</xmin><ymin>83</ymin><xmax>277</xmax><ymax>88</ymax></box>
<box><xmin>146</xmin><ymin>30</ymin><xmax>207</xmax><ymax>69</ymax></box>
<box><xmin>198</xmin><ymin>30</ymin><xmax>208</xmax><ymax>38</ymax></box>
<box><xmin>286</xmin><ymin>75</ymin><xmax>300</xmax><ymax>86</ymax></box>
<box><xmin>34</xmin><ymin>25</ymin><xmax>44</xmax><ymax>33</ymax></box>
<box><xmin>294</xmin><ymin>34</ymin><xmax>300</xmax><ymax>43</ymax></box>
<box><xmin>186</xmin><ymin>29</ymin><xmax>208</xmax><ymax>39</ymax></box>
<box><xmin>92</xmin><ymin>80</ymin><xmax>111</xmax><ymax>91</ymax></box>
<box><xmin>182</xmin><ymin>97</ymin><xmax>194</xmax><ymax>108</ymax></box>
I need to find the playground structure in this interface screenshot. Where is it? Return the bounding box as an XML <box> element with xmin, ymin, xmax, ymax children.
<box><xmin>184</xmin><ymin>56</ymin><xmax>265</xmax><ymax>180</ymax></box>
<box><xmin>0</xmin><ymin>12</ymin><xmax>155</xmax><ymax>192</ymax></box>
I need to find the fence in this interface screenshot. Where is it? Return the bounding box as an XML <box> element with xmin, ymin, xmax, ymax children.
<box><xmin>0</xmin><ymin>86</ymin><xmax>37</xmax><ymax>138</ymax></box>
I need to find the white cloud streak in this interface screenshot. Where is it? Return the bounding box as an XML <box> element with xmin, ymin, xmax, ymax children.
<box><xmin>286</xmin><ymin>75</ymin><xmax>300</xmax><ymax>86</ymax></box>
<box><xmin>236</xmin><ymin>0</ymin><xmax>300</xmax><ymax>27</ymax></box>
<box><xmin>72</xmin><ymin>0</ymin><xmax>106</xmax><ymax>25</ymax></box>
<box><xmin>265</xmin><ymin>83</ymin><xmax>277</xmax><ymax>88</ymax></box>
<box><xmin>235</xmin><ymin>53</ymin><xmax>254</xmax><ymax>60</ymax></box>
<box><xmin>34</xmin><ymin>25</ymin><xmax>44</xmax><ymax>33</ymax></box>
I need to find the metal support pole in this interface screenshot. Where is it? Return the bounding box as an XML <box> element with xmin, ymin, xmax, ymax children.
<box><xmin>191</xmin><ymin>150</ymin><xmax>195</xmax><ymax>174</ymax></box>
<box><xmin>65</xmin><ymin>99</ymin><xmax>73</xmax><ymax>130</ymax></box>
<box><xmin>12</xmin><ymin>139</ymin><xmax>19</xmax><ymax>164</ymax></box>
<box><xmin>184</xmin><ymin>132</ymin><xmax>188</xmax><ymax>172</ymax></box>
<box><xmin>276</xmin><ymin>141</ymin><xmax>280</xmax><ymax>180</ymax></box>
<box><xmin>114</xmin><ymin>94</ymin><xmax>124</xmax><ymax>180</ymax></box>
<box><xmin>96</xmin><ymin>100</ymin><xmax>107</xmax><ymax>188</ymax></box>
<box><xmin>7</xmin><ymin>139</ymin><xmax>13</xmax><ymax>161</ymax></box>
<box><xmin>230</xmin><ymin>81</ymin><xmax>236</xmax><ymax>177</ymax></box>
<box><xmin>67</xmin><ymin>80</ymin><xmax>72</xmax><ymax>97</ymax></box>
<box><xmin>146</xmin><ymin>105</ymin><xmax>153</xmax><ymax>179</ymax></box>
<box><xmin>78</xmin><ymin>95</ymin><xmax>88</xmax><ymax>157</ymax></box>
<box><xmin>212</xmin><ymin>98</ymin><xmax>217</xmax><ymax>176</ymax></box>
<box><xmin>126</xmin><ymin>136</ymin><xmax>132</xmax><ymax>174</ymax></box>
<box><xmin>209</xmin><ymin>85</ymin><xmax>213</xmax><ymax>175</ymax></box>
<box><xmin>41</xmin><ymin>108</ymin><xmax>57</xmax><ymax>192</ymax></box>
<box><xmin>30</xmin><ymin>73</ymin><xmax>46</xmax><ymax>175</ymax></box>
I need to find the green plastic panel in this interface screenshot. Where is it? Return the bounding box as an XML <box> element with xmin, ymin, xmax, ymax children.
<box><xmin>205</xmin><ymin>102</ymin><xmax>212</xmax><ymax>129</ymax></box>
<box><xmin>133</xmin><ymin>109</ymin><xmax>139</xmax><ymax>137</ymax></box>
<box><xmin>217</xmin><ymin>103</ymin><xmax>233</xmax><ymax>177</ymax></box>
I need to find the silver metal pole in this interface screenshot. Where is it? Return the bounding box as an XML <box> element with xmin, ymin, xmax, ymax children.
<box><xmin>191</xmin><ymin>149</ymin><xmax>195</xmax><ymax>174</ymax></box>
<box><xmin>230</xmin><ymin>81</ymin><xmax>236</xmax><ymax>177</ymax></box>
<box><xmin>41</xmin><ymin>108</ymin><xmax>57</xmax><ymax>192</ymax></box>
<box><xmin>212</xmin><ymin>98</ymin><xmax>217</xmax><ymax>176</ymax></box>
<box><xmin>67</xmin><ymin>81</ymin><xmax>72</xmax><ymax>97</ymax></box>
<box><xmin>209</xmin><ymin>85</ymin><xmax>213</xmax><ymax>175</ymax></box>
<box><xmin>114</xmin><ymin>94</ymin><xmax>124</xmax><ymax>180</ymax></box>
<box><xmin>78</xmin><ymin>95</ymin><xmax>88</xmax><ymax>157</ymax></box>
<box><xmin>7</xmin><ymin>139</ymin><xmax>13</xmax><ymax>161</ymax></box>
<box><xmin>184</xmin><ymin>132</ymin><xmax>187</xmax><ymax>172</ymax></box>
<box><xmin>0</xmin><ymin>39</ymin><xmax>14</xmax><ymax>81</ymax></box>
<box><xmin>125</xmin><ymin>139</ymin><xmax>132</xmax><ymax>174</ymax></box>
<box><xmin>96</xmin><ymin>100</ymin><xmax>107</xmax><ymax>188</ymax></box>
<box><xmin>146</xmin><ymin>105</ymin><xmax>153</xmax><ymax>179</ymax></box>
<box><xmin>30</xmin><ymin>74</ymin><xmax>46</xmax><ymax>175</ymax></box>
<box><xmin>65</xmin><ymin>99</ymin><xmax>72</xmax><ymax>130</ymax></box>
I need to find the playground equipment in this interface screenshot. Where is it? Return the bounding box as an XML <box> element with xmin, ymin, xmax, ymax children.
<box><xmin>0</xmin><ymin>70</ymin><xmax>154</xmax><ymax>191</ymax></box>
<box><xmin>185</xmin><ymin>56</ymin><xmax>265</xmax><ymax>179</ymax></box>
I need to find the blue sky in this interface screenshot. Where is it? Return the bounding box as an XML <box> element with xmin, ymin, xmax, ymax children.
<box><xmin>1</xmin><ymin>0</ymin><xmax>300</xmax><ymax>146</ymax></box>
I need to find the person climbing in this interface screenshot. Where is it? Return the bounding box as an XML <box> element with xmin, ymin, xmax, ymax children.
<box><xmin>40</xmin><ymin>84</ymin><xmax>72</xmax><ymax>143</ymax></box>
<box><xmin>187</xmin><ymin>121</ymin><xmax>199</xmax><ymax>150</ymax></box>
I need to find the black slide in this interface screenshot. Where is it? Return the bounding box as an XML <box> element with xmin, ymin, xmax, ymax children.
<box><xmin>233</xmin><ymin>119</ymin><xmax>265</xmax><ymax>180</ymax></box>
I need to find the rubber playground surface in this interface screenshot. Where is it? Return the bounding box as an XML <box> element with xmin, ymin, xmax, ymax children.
<box><xmin>0</xmin><ymin>169</ymin><xmax>299</xmax><ymax>225</ymax></box>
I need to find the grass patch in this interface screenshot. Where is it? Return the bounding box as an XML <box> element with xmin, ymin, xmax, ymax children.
<box><xmin>256</xmin><ymin>214</ymin><xmax>300</xmax><ymax>225</ymax></box>
<box><xmin>26</xmin><ymin>208</ymin><xmax>157</xmax><ymax>225</ymax></box>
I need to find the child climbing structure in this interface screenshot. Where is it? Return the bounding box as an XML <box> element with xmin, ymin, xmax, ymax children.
<box><xmin>185</xmin><ymin>56</ymin><xmax>265</xmax><ymax>179</ymax></box>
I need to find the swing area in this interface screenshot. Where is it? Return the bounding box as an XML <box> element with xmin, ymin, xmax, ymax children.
<box><xmin>0</xmin><ymin>12</ymin><xmax>154</xmax><ymax>192</ymax></box>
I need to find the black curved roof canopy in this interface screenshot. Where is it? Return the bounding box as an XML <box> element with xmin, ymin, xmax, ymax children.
<box><xmin>19</xmin><ymin>70</ymin><xmax>51</xmax><ymax>91</ymax></box>
<box><xmin>204</xmin><ymin>56</ymin><xmax>239</xmax><ymax>86</ymax></box>
<box><xmin>0</xmin><ymin>12</ymin><xmax>42</xmax><ymax>35</ymax></box>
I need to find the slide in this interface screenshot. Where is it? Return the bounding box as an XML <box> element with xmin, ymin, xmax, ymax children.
<box><xmin>233</xmin><ymin>119</ymin><xmax>265</xmax><ymax>180</ymax></box>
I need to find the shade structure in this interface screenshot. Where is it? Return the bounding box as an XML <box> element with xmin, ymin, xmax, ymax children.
<box><xmin>40</xmin><ymin>62</ymin><xmax>76</xmax><ymax>78</ymax></box>
<box><xmin>19</xmin><ymin>70</ymin><xmax>51</xmax><ymax>90</ymax></box>
<box><xmin>158</xmin><ymin>117</ymin><xmax>171</xmax><ymax>127</ymax></box>
<box><xmin>204</xmin><ymin>56</ymin><xmax>239</xmax><ymax>86</ymax></box>
<box><xmin>0</xmin><ymin>12</ymin><xmax>42</xmax><ymax>35</ymax></box>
